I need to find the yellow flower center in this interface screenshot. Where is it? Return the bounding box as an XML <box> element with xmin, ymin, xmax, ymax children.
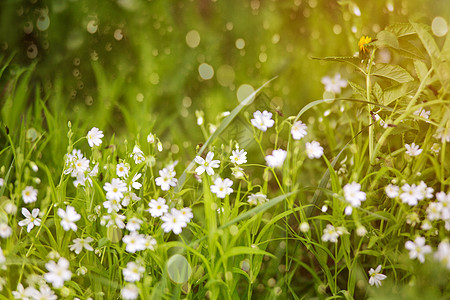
<box><xmin>358</xmin><ymin>36</ymin><xmax>372</xmax><ymax>53</ymax></box>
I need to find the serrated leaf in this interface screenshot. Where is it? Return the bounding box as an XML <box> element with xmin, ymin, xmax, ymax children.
<box><xmin>376</xmin><ymin>30</ymin><xmax>399</xmax><ymax>49</ymax></box>
<box><xmin>385</xmin><ymin>22</ymin><xmax>430</xmax><ymax>37</ymax></box>
<box><xmin>373</xmin><ymin>82</ymin><xmax>383</xmax><ymax>102</ymax></box>
<box><xmin>382</xmin><ymin>82</ymin><xmax>416</xmax><ymax>105</ymax></box>
<box><xmin>311</xmin><ymin>56</ymin><xmax>361</xmax><ymax>68</ymax></box>
<box><xmin>394</xmin><ymin>38</ymin><xmax>425</xmax><ymax>60</ymax></box>
<box><xmin>411</xmin><ymin>21</ymin><xmax>440</xmax><ymax>64</ymax></box>
<box><xmin>413</xmin><ymin>60</ymin><xmax>428</xmax><ymax>81</ymax></box>
<box><xmin>440</xmin><ymin>30</ymin><xmax>450</xmax><ymax>60</ymax></box>
<box><xmin>390</xmin><ymin>123</ymin><xmax>416</xmax><ymax>135</ymax></box>
<box><xmin>372</xmin><ymin>63</ymin><xmax>414</xmax><ymax>83</ymax></box>
<box><xmin>348</xmin><ymin>80</ymin><xmax>366</xmax><ymax>99</ymax></box>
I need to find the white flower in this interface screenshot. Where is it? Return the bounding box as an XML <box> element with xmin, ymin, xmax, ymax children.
<box><xmin>58</xmin><ymin>205</ymin><xmax>81</xmax><ymax>231</ymax></box>
<box><xmin>230</xmin><ymin>148</ymin><xmax>247</xmax><ymax>165</ymax></box>
<box><xmin>321</xmin><ymin>205</ymin><xmax>328</xmax><ymax>213</ymax></box>
<box><xmin>121</xmin><ymin>283</ymin><xmax>139</xmax><ymax>300</ymax></box>
<box><xmin>356</xmin><ymin>225</ymin><xmax>367</xmax><ymax>237</ymax></box>
<box><xmin>421</xmin><ymin>220</ymin><xmax>432</xmax><ymax>231</ymax></box>
<box><xmin>436</xmin><ymin>191</ymin><xmax>450</xmax><ymax>220</ymax></box>
<box><xmin>69</xmin><ymin>237</ymin><xmax>94</xmax><ymax>254</ymax></box>
<box><xmin>155</xmin><ymin>168</ymin><xmax>177</xmax><ymax>191</ymax></box>
<box><xmin>122</xmin><ymin>192</ymin><xmax>140</xmax><ymax>207</ymax></box>
<box><xmin>306</xmin><ymin>141</ymin><xmax>324</xmax><ymax>159</ymax></box>
<box><xmin>179</xmin><ymin>207</ymin><xmax>194</xmax><ymax>223</ymax></box>
<box><xmin>147</xmin><ymin>133</ymin><xmax>155</xmax><ymax>144</ymax></box>
<box><xmin>103</xmin><ymin>198</ymin><xmax>122</xmax><ymax>214</ymax></box>
<box><xmin>343</xmin><ymin>182</ymin><xmax>366</xmax><ymax>207</ymax></box>
<box><xmin>231</xmin><ymin>166</ymin><xmax>245</xmax><ymax>179</ymax></box>
<box><xmin>434</xmin><ymin>241</ymin><xmax>450</xmax><ymax>270</ymax></box>
<box><xmin>426</xmin><ymin>202</ymin><xmax>442</xmax><ymax>221</ymax></box>
<box><xmin>130</xmin><ymin>173</ymin><xmax>142</xmax><ymax>190</ymax></box>
<box><xmin>321</xmin><ymin>73</ymin><xmax>348</xmax><ymax>94</ymax></box>
<box><xmin>299</xmin><ymin>222</ymin><xmax>310</xmax><ymax>233</ymax></box>
<box><xmin>72</xmin><ymin>156</ymin><xmax>90</xmax><ymax>178</ymax></box>
<box><xmin>161</xmin><ymin>208</ymin><xmax>187</xmax><ymax>235</ymax></box>
<box><xmin>194</xmin><ymin>151</ymin><xmax>220</xmax><ymax>176</ymax></box>
<box><xmin>247</xmin><ymin>193</ymin><xmax>269</xmax><ymax>206</ymax></box>
<box><xmin>251</xmin><ymin>110</ymin><xmax>275</xmax><ymax>132</ymax></box>
<box><xmin>34</xmin><ymin>285</ymin><xmax>57</xmax><ymax>300</ymax></box>
<box><xmin>210</xmin><ymin>177</ymin><xmax>233</xmax><ymax>199</ymax></box>
<box><xmin>321</xmin><ymin>224</ymin><xmax>340</xmax><ymax>243</ymax></box>
<box><xmin>0</xmin><ymin>178</ymin><xmax>3</xmax><ymax>187</ymax></box>
<box><xmin>104</xmin><ymin>178</ymin><xmax>127</xmax><ymax>201</ymax></box>
<box><xmin>344</xmin><ymin>206</ymin><xmax>353</xmax><ymax>215</ymax></box>
<box><xmin>368</xmin><ymin>265</ymin><xmax>387</xmax><ymax>287</ymax></box>
<box><xmin>44</xmin><ymin>257</ymin><xmax>72</xmax><ymax>288</ymax></box>
<box><xmin>400</xmin><ymin>183</ymin><xmax>422</xmax><ymax>206</ymax></box>
<box><xmin>291</xmin><ymin>120</ymin><xmax>307</xmax><ymax>140</ymax></box>
<box><xmin>18</xmin><ymin>208</ymin><xmax>41</xmax><ymax>232</ymax></box>
<box><xmin>405</xmin><ymin>142</ymin><xmax>422</xmax><ymax>157</ymax></box>
<box><xmin>4</xmin><ymin>201</ymin><xmax>17</xmax><ymax>215</ymax></box>
<box><xmin>116</xmin><ymin>163</ymin><xmax>129</xmax><ymax>178</ymax></box>
<box><xmin>0</xmin><ymin>223</ymin><xmax>12</xmax><ymax>238</ymax></box>
<box><xmin>385</xmin><ymin>184</ymin><xmax>399</xmax><ymax>198</ymax></box>
<box><xmin>417</xmin><ymin>181</ymin><xmax>433</xmax><ymax>199</ymax></box>
<box><xmin>433</xmin><ymin>127</ymin><xmax>450</xmax><ymax>143</ymax></box>
<box><xmin>148</xmin><ymin>198</ymin><xmax>168</xmax><ymax>217</ymax></box>
<box><xmin>405</xmin><ymin>236</ymin><xmax>432</xmax><ymax>263</ymax></box>
<box><xmin>131</xmin><ymin>145</ymin><xmax>145</xmax><ymax>164</ymax></box>
<box><xmin>22</xmin><ymin>186</ymin><xmax>38</xmax><ymax>204</ymax></box>
<box><xmin>126</xmin><ymin>217</ymin><xmax>143</xmax><ymax>232</ymax></box>
<box><xmin>123</xmin><ymin>261</ymin><xmax>145</xmax><ymax>282</ymax></box>
<box><xmin>86</xmin><ymin>127</ymin><xmax>104</xmax><ymax>147</ymax></box>
<box><xmin>413</xmin><ymin>108</ymin><xmax>430</xmax><ymax>119</ymax></box>
<box><xmin>101</xmin><ymin>213</ymin><xmax>126</xmax><ymax>229</ymax></box>
<box><xmin>265</xmin><ymin>149</ymin><xmax>287</xmax><ymax>168</ymax></box>
<box><xmin>144</xmin><ymin>235</ymin><xmax>157</xmax><ymax>251</ymax></box>
<box><xmin>12</xmin><ymin>283</ymin><xmax>37</xmax><ymax>300</ymax></box>
<box><xmin>0</xmin><ymin>247</ymin><xmax>5</xmax><ymax>269</ymax></box>
<box><xmin>122</xmin><ymin>232</ymin><xmax>146</xmax><ymax>253</ymax></box>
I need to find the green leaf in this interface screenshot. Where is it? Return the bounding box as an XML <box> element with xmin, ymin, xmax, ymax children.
<box><xmin>413</xmin><ymin>60</ymin><xmax>428</xmax><ymax>82</ymax></box>
<box><xmin>382</xmin><ymin>82</ymin><xmax>416</xmax><ymax>105</ymax></box>
<box><xmin>375</xmin><ymin>30</ymin><xmax>399</xmax><ymax>49</ymax></box>
<box><xmin>411</xmin><ymin>21</ymin><xmax>440</xmax><ymax>64</ymax></box>
<box><xmin>348</xmin><ymin>81</ymin><xmax>367</xmax><ymax>99</ymax></box>
<box><xmin>385</xmin><ymin>22</ymin><xmax>429</xmax><ymax>37</ymax></box>
<box><xmin>174</xmin><ymin>76</ymin><xmax>277</xmax><ymax>193</ymax></box>
<box><xmin>373</xmin><ymin>82</ymin><xmax>383</xmax><ymax>102</ymax></box>
<box><xmin>311</xmin><ymin>56</ymin><xmax>361</xmax><ymax>69</ymax></box>
<box><xmin>393</xmin><ymin>38</ymin><xmax>425</xmax><ymax>60</ymax></box>
<box><xmin>371</xmin><ymin>63</ymin><xmax>414</xmax><ymax>83</ymax></box>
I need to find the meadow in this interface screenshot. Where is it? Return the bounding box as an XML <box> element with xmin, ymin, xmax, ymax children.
<box><xmin>0</xmin><ymin>0</ymin><xmax>449</xmax><ymax>299</ymax></box>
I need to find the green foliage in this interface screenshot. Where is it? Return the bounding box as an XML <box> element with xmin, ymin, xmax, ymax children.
<box><xmin>0</xmin><ymin>1</ymin><xmax>450</xmax><ymax>299</ymax></box>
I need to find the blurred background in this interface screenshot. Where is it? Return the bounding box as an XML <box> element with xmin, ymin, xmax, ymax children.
<box><xmin>0</xmin><ymin>0</ymin><xmax>448</xmax><ymax>155</ymax></box>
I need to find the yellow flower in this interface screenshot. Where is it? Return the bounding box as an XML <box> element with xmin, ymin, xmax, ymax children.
<box><xmin>358</xmin><ymin>36</ymin><xmax>372</xmax><ymax>53</ymax></box>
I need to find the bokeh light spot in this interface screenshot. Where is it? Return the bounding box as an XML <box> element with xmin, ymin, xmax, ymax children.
<box><xmin>432</xmin><ymin>17</ymin><xmax>448</xmax><ymax>37</ymax></box>
<box><xmin>237</xmin><ymin>84</ymin><xmax>255</xmax><ymax>104</ymax></box>
<box><xmin>198</xmin><ymin>63</ymin><xmax>214</xmax><ymax>80</ymax></box>
<box><xmin>186</xmin><ymin>30</ymin><xmax>201</xmax><ymax>48</ymax></box>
